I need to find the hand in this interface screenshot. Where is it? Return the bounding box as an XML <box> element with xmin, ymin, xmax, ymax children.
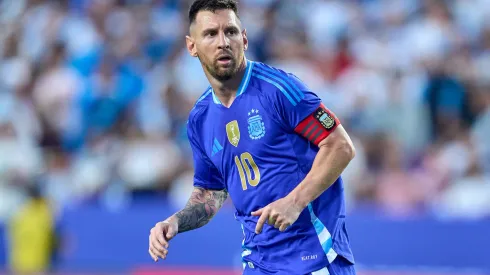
<box><xmin>251</xmin><ymin>196</ymin><xmax>304</xmax><ymax>234</ymax></box>
<box><xmin>148</xmin><ymin>217</ymin><xmax>178</xmax><ymax>262</ymax></box>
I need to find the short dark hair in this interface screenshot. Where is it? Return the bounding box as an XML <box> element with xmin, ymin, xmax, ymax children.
<box><xmin>189</xmin><ymin>0</ymin><xmax>239</xmax><ymax>25</ymax></box>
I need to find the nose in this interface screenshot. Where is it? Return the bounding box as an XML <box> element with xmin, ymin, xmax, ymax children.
<box><xmin>217</xmin><ymin>31</ymin><xmax>230</xmax><ymax>50</ymax></box>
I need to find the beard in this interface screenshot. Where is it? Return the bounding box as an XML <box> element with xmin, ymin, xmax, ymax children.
<box><xmin>199</xmin><ymin>54</ymin><xmax>240</xmax><ymax>81</ymax></box>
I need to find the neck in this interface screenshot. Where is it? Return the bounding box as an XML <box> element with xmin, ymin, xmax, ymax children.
<box><xmin>208</xmin><ymin>58</ymin><xmax>247</xmax><ymax>107</ymax></box>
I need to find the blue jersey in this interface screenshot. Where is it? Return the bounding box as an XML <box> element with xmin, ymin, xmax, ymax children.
<box><xmin>186</xmin><ymin>60</ymin><xmax>354</xmax><ymax>274</ymax></box>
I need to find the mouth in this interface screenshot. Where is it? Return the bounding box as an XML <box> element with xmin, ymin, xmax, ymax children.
<box><xmin>217</xmin><ymin>55</ymin><xmax>233</xmax><ymax>65</ymax></box>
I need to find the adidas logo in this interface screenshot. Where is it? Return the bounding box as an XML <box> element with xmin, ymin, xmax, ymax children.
<box><xmin>211</xmin><ymin>138</ymin><xmax>223</xmax><ymax>156</ymax></box>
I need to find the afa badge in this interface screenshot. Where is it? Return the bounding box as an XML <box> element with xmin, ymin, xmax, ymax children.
<box><xmin>315</xmin><ymin>107</ymin><xmax>336</xmax><ymax>130</ymax></box>
<box><xmin>226</xmin><ymin>120</ymin><xmax>240</xmax><ymax>147</ymax></box>
<box><xmin>247</xmin><ymin>109</ymin><xmax>266</xmax><ymax>140</ymax></box>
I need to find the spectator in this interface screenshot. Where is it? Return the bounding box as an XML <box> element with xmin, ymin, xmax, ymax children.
<box><xmin>0</xmin><ymin>0</ymin><xmax>489</xmax><ymax>223</ymax></box>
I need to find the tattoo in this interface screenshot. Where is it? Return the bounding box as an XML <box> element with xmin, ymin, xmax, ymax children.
<box><xmin>175</xmin><ymin>187</ymin><xmax>228</xmax><ymax>233</ymax></box>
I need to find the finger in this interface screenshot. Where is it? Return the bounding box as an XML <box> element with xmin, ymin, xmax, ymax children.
<box><xmin>157</xmin><ymin>231</ymin><xmax>169</xmax><ymax>249</ymax></box>
<box><xmin>255</xmin><ymin>209</ymin><xmax>269</xmax><ymax>234</ymax></box>
<box><xmin>150</xmin><ymin>246</ymin><xmax>165</xmax><ymax>260</ymax></box>
<box><xmin>251</xmin><ymin>208</ymin><xmax>263</xmax><ymax>216</ymax></box>
<box><xmin>151</xmin><ymin>234</ymin><xmax>168</xmax><ymax>255</ymax></box>
<box><xmin>279</xmin><ymin>223</ymin><xmax>290</xmax><ymax>232</ymax></box>
<box><xmin>155</xmin><ymin>224</ymin><xmax>170</xmax><ymax>248</ymax></box>
<box><xmin>269</xmin><ymin>214</ymin><xmax>276</xmax><ymax>226</ymax></box>
<box><xmin>149</xmin><ymin>248</ymin><xmax>158</xmax><ymax>262</ymax></box>
<box><xmin>274</xmin><ymin>220</ymin><xmax>281</xmax><ymax>229</ymax></box>
<box><xmin>150</xmin><ymin>241</ymin><xmax>165</xmax><ymax>258</ymax></box>
<box><xmin>149</xmin><ymin>244</ymin><xmax>167</xmax><ymax>261</ymax></box>
<box><xmin>161</xmin><ymin>249</ymin><xmax>168</xmax><ymax>260</ymax></box>
<box><xmin>273</xmin><ymin>217</ymin><xmax>283</xmax><ymax>229</ymax></box>
<box><xmin>149</xmin><ymin>233</ymin><xmax>158</xmax><ymax>253</ymax></box>
<box><xmin>268</xmin><ymin>210</ymin><xmax>280</xmax><ymax>224</ymax></box>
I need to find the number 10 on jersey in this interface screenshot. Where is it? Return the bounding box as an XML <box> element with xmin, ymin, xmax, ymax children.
<box><xmin>234</xmin><ymin>152</ymin><xmax>261</xmax><ymax>190</ymax></box>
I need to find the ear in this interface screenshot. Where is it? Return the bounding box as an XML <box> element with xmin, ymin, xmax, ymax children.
<box><xmin>186</xmin><ymin>35</ymin><xmax>198</xmax><ymax>57</ymax></box>
<box><xmin>242</xmin><ymin>29</ymin><xmax>249</xmax><ymax>51</ymax></box>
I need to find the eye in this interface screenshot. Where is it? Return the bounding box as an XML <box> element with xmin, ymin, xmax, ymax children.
<box><xmin>206</xmin><ymin>31</ymin><xmax>217</xmax><ymax>37</ymax></box>
<box><xmin>227</xmin><ymin>29</ymin><xmax>238</xmax><ymax>35</ymax></box>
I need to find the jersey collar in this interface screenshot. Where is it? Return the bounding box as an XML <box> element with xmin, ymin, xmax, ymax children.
<box><xmin>211</xmin><ymin>59</ymin><xmax>254</xmax><ymax>105</ymax></box>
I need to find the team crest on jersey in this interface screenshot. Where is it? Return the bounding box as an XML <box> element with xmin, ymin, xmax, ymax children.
<box><xmin>226</xmin><ymin>120</ymin><xmax>240</xmax><ymax>147</ymax></box>
<box><xmin>247</xmin><ymin>109</ymin><xmax>266</xmax><ymax>140</ymax></box>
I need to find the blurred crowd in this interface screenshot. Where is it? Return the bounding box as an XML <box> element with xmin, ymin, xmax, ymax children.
<box><xmin>0</xmin><ymin>0</ymin><xmax>489</xmax><ymax>222</ymax></box>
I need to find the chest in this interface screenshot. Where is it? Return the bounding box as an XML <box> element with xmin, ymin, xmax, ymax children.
<box><xmin>207</xmin><ymin>105</ymin><xmax>279</xmax><ymax>158</ymax></box>
<box><xmin>201</xmin><ymin>96</ymin><xmax>291</xmax><ymax>170</ymax></box>
<box><xmin>197</xmin><ymin>96</ymin><xmax>305</xmax><ymax>209</ymax></box>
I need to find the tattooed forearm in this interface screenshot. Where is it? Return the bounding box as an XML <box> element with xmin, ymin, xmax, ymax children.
<box><xmin>175</xmin><ymin>187</ymin><xmax>228</xmax><ymax>233</ymax></box>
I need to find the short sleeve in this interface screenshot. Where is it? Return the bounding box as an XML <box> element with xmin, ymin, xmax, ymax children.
<box><xmin>255</xmin><ymin>66</ymin><xmax>340</xmax><ymax>145</ymax></box>
<box><xmin>271</xmin><ymin>73</ymin><xmax>322</xmax><ymax>131</ymax></box>
<box><xmin>187</xmin><ymin>120</ymin><xmax>226</xmax><ymax>190</ymax></box>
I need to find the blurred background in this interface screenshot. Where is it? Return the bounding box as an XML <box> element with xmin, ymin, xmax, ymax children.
<box><xmin>0</xmin><ymin>0</ymin><xmax>489</xmax><ymax>274</ymax></box>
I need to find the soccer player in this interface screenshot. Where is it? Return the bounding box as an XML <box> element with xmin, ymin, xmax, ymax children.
<box><xmin>148</xmin><ymin>1</ymin><xmax>357</xmax><ymax>274</ymax></box>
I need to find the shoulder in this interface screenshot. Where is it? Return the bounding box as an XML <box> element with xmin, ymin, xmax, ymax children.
<box><xmin>188</xmin><ymin>87</ymin><xmax>213</xmax><ymax>127</ymax></box>
<box><xmin>250</xmin><ymin>62</ymin><xmax>307</xmax><ymax>106</ymax></box>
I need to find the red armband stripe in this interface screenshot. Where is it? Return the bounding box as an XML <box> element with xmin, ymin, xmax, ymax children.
<box><xmin>294</xmin><ymin>103</ymin><xmax>340</xmax><ymax>146</ymax></box>
<box><xmin>304</xmin><ymin>124</ymin><xmax>319</xmax><ymax>139</ymax></box>
<box><xmin>297</xmin><ymin>120</ymin><xmax>315</xmax><ymax>136</ymax></box>
<box><xmin>310</xmin><ymin>127</ymin><xmax>326</xmax><ymax>144</ymax></box>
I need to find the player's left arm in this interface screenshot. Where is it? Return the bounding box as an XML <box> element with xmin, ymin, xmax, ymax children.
<box><xmin>253</xmin><ymin>111</ymin><xmax>355</xmax><ymax>233</ymax></box>
<box><xmin>289</xmin><ymin>122</ymin><xmax>355</xmax><ymax>210</ymax></box>
<box><xmin>252</xmin><ymin>72</ymin><xmax>355</xmax><ymax>233</ymax></box>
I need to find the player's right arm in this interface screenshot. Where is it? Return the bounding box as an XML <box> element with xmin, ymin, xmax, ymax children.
<box><xmin>148</xmin><ymin>187</ymin><xmax>227</xmax><ymax>261</ymax></box>
<box><xmin>175</xmin><ymin>186</ymin><xmax>228</xmax><ymax>232</ymax></box>
<box><xmin>149</xmin><ymin>114</ymin><xmax>227</xmax><ymax>262</ymax></box>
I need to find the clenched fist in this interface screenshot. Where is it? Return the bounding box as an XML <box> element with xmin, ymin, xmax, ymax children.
<box><xmin>148</xmin><ymin>218</ymin><xmax>178</xmax><ymax>261</ymax></box>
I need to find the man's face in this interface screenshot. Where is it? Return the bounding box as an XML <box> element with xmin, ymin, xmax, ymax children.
<box><xmin>187</xmin><ymin>9</ymin><xmax>248</xmax><ymax>81</ymax></box>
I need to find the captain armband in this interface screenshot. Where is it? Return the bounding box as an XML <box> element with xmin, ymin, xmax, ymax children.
<box><xmin>294</xmin><ymin>103</ymin><xmax>340</xmax><ymax>146</ymax></box>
